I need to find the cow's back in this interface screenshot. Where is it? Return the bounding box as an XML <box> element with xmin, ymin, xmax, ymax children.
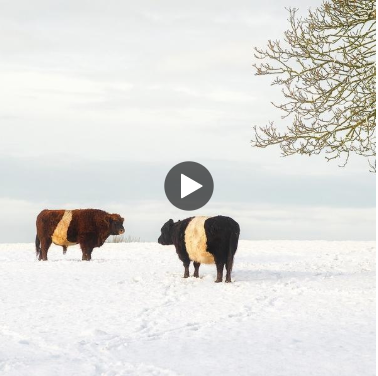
<box><xmin>71</xmin><ymin>209</ymin><xmax>108</xmax><ymax>233</ymax></box>
<box><xmin>204</xmin><ymin>216</ymin><xmax>240</xmax><ymax>239</ymax></box>
<box><xmin>36</xmin><ymin>209</ymin><xmax>65</xmax><ymax>240</ymax></box>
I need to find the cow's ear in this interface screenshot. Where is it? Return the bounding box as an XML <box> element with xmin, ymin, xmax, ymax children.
<box><xmin>168</xmin><ymin>219</ymin><xmax>174</xmax><ymax>226</ymax></box>
<box><xmin>104</xmin><ymin>214</ymin><xmax>112</xmax><ymax>226</ymax></box>
<box><xmin>111</xmin><ymin>214</ymin><xmax>124</xmax><ymax>223</ymax></box>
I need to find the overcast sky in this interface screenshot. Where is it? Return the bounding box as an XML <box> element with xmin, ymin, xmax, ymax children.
<box><xmin>0</xmin><ymin>0</ymin><xmax>375</xmax><ymax>242</ymax></box>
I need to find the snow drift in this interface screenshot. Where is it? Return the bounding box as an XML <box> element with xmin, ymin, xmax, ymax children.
<box><xmin>0</xmin><ymin>241</ymin><xmax>375</xmax><ymax>376</ymax></box>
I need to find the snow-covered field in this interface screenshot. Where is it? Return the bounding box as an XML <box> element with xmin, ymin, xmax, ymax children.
<box><xmin>0</xmin><ymin>241</ymin><xmax>375</xmax><ymax>376</ymax></box>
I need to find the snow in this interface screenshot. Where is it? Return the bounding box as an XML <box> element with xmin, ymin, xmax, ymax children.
<box><xmin>0</xmin><ymin>241</ymin><xmax>375</xmax><ymax>376</ymax></box>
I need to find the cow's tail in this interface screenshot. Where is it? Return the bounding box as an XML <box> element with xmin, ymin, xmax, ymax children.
<box><xmin>35</xmin><ymin>235</ymin><xmax>41</xmax><ymax>259</ymax></box>
<box><xmin>227</xmin><ymin>229</ymin><xmax>239</xmax><ymax>273</ymax></box>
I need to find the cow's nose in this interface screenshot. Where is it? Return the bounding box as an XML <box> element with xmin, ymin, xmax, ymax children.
<box><xmin>119</xmin><ymin>228</ymin><xmax>125</xmax><ymax>234</ymax></box>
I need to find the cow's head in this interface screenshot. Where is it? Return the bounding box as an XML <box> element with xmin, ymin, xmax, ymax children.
<box><xmin>108</xmin><ymin>214</ymin><xmax>125</xmax><ymax>235</ymax></box>
<box><xmin>158</xmin><ymin>219</ymin><xmax>174</xmax><ymax>245</ymax></box>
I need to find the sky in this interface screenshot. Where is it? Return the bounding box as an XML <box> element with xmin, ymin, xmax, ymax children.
<box><xmin>0</xmin><ymin>0</ymin><xmax>375</xmax><ymax>242</ymax></box>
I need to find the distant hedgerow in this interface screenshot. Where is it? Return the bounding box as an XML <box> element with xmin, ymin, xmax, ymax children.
<box><xmin>107</xmin><ymin>235</ymin><xmax>142</xmax><ymax>243</ymax></box>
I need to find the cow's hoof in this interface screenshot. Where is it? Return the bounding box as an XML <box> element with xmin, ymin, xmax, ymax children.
<box><xmin>225</xmin><ymin>279</ymin><xmax>232</xmax><ymax>283</ymax></box>
<box><xmin>215</xmin><ymin>279</ymin><xmax>222</xmax><ymax>283</ymax></box>
<box><xmin>193</xmin><ymin>274</ymin><xmax>199</xmax><ymax>278</ymax></box>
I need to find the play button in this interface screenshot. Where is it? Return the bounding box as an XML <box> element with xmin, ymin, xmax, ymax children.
<box><xmin>181</xmin><ymin>174</ymin><xmax>203</xmax><ymax>198</ymax></box>
<box><xmin>164</xmin><ymin>161</ymin><xmax>214</xmax><ymax>211</ymax></box>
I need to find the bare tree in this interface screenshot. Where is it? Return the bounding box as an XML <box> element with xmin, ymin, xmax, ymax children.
<box><xmin>252</xmin><ymin>0</ymin><xmax>376</xmax><ymax>171</ymax></box>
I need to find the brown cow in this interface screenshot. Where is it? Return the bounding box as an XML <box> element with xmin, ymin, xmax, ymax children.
<box><xmin>35</xmin><ymin>209</ymin><xmax>125</xmax><ymax>261</ymax></box>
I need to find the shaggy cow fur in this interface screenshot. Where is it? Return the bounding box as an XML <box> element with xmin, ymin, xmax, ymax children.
<box><xmin>35</xmin><ymin>209</ymin><xmax>124</xmax><ymax>261</ymax></box>
<box><xmin>158</xmin><ymin>215</ymin><xmax>240</xmax><ymax>282</ymax></box>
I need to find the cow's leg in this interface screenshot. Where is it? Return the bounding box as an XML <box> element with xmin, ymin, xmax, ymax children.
<box><xmin>40</xmin><ymin>238</ymin><xmax>52</xmax><ymax>261</ymax></box>
<box><xmin>80</xmin><ymin>242</ymin><xmax>93</xmax><ymax>260</ymax></box>
<box><xmin>215</xmin><ymin>261</ymin><xmax>224</xmax><ymax>283</ymax></box>
<box><xmin>81</xmin><ymin>248</ymin><xmax>92</xmax><ymax>261</ymax></box>
<box><xmin>86</xmin><ymin>249</ymin><xmax>93</xmax><ymax>261</ymax></box>
<box><xmin>183</xmin><ymin>261</ymin><xmax>190</xmax><ymax>278</ymax></box>
<box><xmin>63</xmin><ymin>246</ymin><xmax>67</xmax><ymax>255</ymax></box>
<box><xmin>225</xmin><ymin>256</ymin><xmax>234</xmax><ymax>283</ymax></box>
<box><xmin>193</xmin><ymin>262</ymin><xmax>200</xmax><ymax>278</ymax></box>
<box><xmin>79</xmin><ymin>236</ymin><xmax>95</xmax><ymax>261</ymax></box>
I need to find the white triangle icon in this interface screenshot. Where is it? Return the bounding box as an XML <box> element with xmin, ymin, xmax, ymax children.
<box><xmin>181</xmin><ymin>174</ymin><xmax>203</xmax><ymax>199</ymax></box>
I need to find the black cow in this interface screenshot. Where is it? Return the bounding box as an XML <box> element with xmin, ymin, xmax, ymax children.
<box><xmin>158</xmin><ymin>216</ymin><xmax>240</xmax><ymax>283</ymax></box>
